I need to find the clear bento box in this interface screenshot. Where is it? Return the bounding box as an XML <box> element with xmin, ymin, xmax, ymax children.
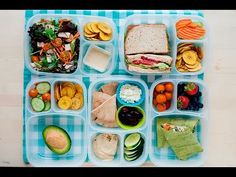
<box><xmin>24</xmin><ymin>14</ymin><xmax>118</xmax><ymax>77</ymax></box>
<box><xmin>24</xmin><ymin>12</ymin><xmax>209</xmax><ymax>167</ymax></box>
<box><xmin>25</xmin><ymin>77</ymin><xmax>88</xmax><ymax>167</ymax></box>
<box><xmin>119</xmin><ymin>14</ymin><xmax>209</xmax><ymax>76</ymax></box>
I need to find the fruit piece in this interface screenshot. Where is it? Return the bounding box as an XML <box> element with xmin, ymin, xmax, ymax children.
<box><xmin>29</xmin><ymin>88</ymin><xmax>38</xmax><ymax>98</ymax></box>
<box><xmin>71</xmin><ymin>97</ymin><xmax>83</xmax><ymax>110</ymax></box>
<box><xmin>99</xmin><ymin>31</ymin><xmax>112</xmax><ymax>41</ymax></box>
<box><xmin>153</xmin><ymin>98</ymin><xmax>157</xmax><ymax>106</ymax></box>
<box><xmin>86</xmin><ymin>23</ymin><xmax>95</xmax><ymax>33</ymax></box>
<box><xmin>90</xmin><ymin>22</ymin><xmax>100</xmax><ymax>33</ymax></box>
<box><xmin>182</xmin><ymin>50</ymin><xmax>198</xmax><ymax>65</ymax></box>
<box><xmin>184</xmin><ymin>83</ymin><xmax>199</xmax><ymax>96</ymax></box>
<box><xmin>61</xmin><ymin>87</ymin><xmax>76</xmax><ymax>98</ymax></box>
<box><xmin>155</xmin><ymin>84</ymin><xmax>165</xmax><ymax>93</ymax></box>
<box><xmin>62</xmin><ymin>82</ymin><xmax>75</xmax><ymax>89</ymax></box>
<box><xmin>84</xmin><ymin>33</ymin><xmax>97</xmax><ymax>38</ymax></box>
<box><xmin>187</xmin><ymin>63</ymin><xmax>202</xmax><ymax>72</ymax></box>
<box><xmin>166</xmin><ymin>101</ymin><xmax>171</xmax><ymax>109</ymax></box>
<box><xmin>54</xmin><ymin>84</ymin><xmax>60</xmax><ymax>101</ymax></box>
<box><xmin>31</xmin><ymin>56</ymin><xmax>39</xmax><ymax>62</ymax></box>
<box><xmin>31</xmin><ymin>97</ymin><xmax>45</xmax><ymax>112</ymax></box>
<box><xmin>42</xmin><ymin>93</ymin><xmax>51</xmax><ymax>102</ymax></box>
<box><xmin>58</xmin><ymin>96</ymin><xmax>72</xmax><ymax>110</ymax></box>
<box><xmin>74</xmin><ymin>93</ymin><xmax>83</xmax><ymax>100</ymax></box>
<box><xmin>156</xmin><ymin>103</ymin><xmax>167</xmax><ymax>112</ymax></box>
<box><xmin>165</xmin><ymin>82</ymin><xmax>174</xmax><ymax>92</ymax></box>
<box><xmin>42</xmin><ymin>125</ymin><xmax>71</xmax><ymax>155</ymax></box>
<box><xmin>156</xmin><ymin>94</ymin><xmax>167</xmax><ymax>104</ymax></box>
<box><xmin>195</xmin><ymin>46</ymin><xmax>204</xmax><ymax>59</ymax></box>
<box><xmin>75</xmin><ymin>84</ymin><xmax>83</xmax><ymax>94</ymax></box>
<box><xmin>164</xmin><ymin>92</ymin><xmax>172</xmax><ymax>101</ymax></box>
<box><xmin>36</xmin><ymin>82</ymin><xmax>51</xmax><ymax>95</ymax></box>
<box><xmin>177</xmin><ymin>96</ymin><xmax>190</xmax><ymax>109</ymax></box>
<box><xmin>185</xmin><ymin>61</ymin><xmax>200</xmax><ymax>69</ymax></box>
<box><xmin>97</xmin><ymin>22</ymin><xmax>112</xmax><ymax>34</ymax></box>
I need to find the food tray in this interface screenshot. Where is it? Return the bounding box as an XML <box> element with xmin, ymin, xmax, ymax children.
<box><xmin>87</xmin><ymin>76</ymin><xmax>149</xmax><ymax>166</ymax></box>
<box><xmin>25</xmin><ymin>77</ymin><xmax>87</xmax><ymax>166</ymax></box>
<box><xmin>119</xmin><ymin>14</ymin><xmax>209</xmax><ymax>76</ymax></box>
<box><xmin>23</xmin><ymin>10</ymin><xmax>208</xmax><ymax>167</ymax></box>
<box><xmin>148</xmin><ymin>79</ymin><xmax>208</xmax><ymax>167</ymax></box>
<box><xmin>24</xmin><ymin>14</ymin><xmax>117</xmax><ymax>77</ymax></box>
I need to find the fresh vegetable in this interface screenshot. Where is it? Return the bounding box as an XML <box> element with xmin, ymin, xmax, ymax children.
<box><xmin>42</xmin><ymin>125</ymin><xmax>71</xmax><ymax>155</ymax></box>
<box><xmin>155</xmin><ymin>84</ymin><xmax>165</xmax><ymax>93</ymax></box>
<box><xmin>177</xmin><ymin>96</ymin><xmax>190</xmax><ymax>109</ymax></box>
<box><xmin>177</xmin><ymin>83</ymin><xmax>203</xmax><ymax>111</ymax></box>
<box><xmin>44</xmin><ymin>101</ymin><xmax>51</xmax><ymax>111</ymax></box>
<box><xmin>156</xmin><ymin>94</ymin><xmax>167</xmax><ymax>104</ymax></box>
<box><xmin>164</xmin><ymin>92</ymin><xmax>172</xmax><ymax>101</ymax></box>
<box><xmin>31</xmin><ymin>97</ymin><xmax>45</xmax><ymax>112</ymax></box>
<box><xmin>165</xmin><ymin>82</ymin><xmax>174</xmax><ymax>92</ymax></box>
<box><xmin>36</xmin><ymin>82</ymin><xmax>51</xmax><ymax>94</ymax></box>
<box><xmin>124</xmin><ymin>133</ymin><xmax>144</xmax><ymax>161</ymax></box>
<box><xmin>176</xmin><ymin>19</ymin><xmax>205</xmax><ymax>40</ymax></box>
<box><xmin>118</xmin><ymin>106</ymin><xmax>143</xmax><ymax>126</ymax></box>
<box><xmin>28</xmin><ymin>88</ymin><xmax>38</xmax><ymax>98</ymax></box>
<box><xmin>184</xmin><ymin>82</ymin><xmax>199</xmax><ymax>96</ymax></box>
<box><xmin>28</xmin><ymin>18</ymin><xmax>80</xmax><ymax>73</ymax></box>
<box><xmin>156</xmin><ymin>103</ymin><xmax>167</xmax><ymax>112</ymax></box>
<box><xmin>42</xmin><ymin>93</ymin><xmax>51</xmax><ymax>102</ymax></box>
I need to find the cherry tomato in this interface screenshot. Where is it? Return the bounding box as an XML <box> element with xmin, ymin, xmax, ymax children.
<box><xmin>31</xmin><ymin>56</ymin><xmax>39</xmax><ymax>62</ymax></box>
<box><xmin>28</xmin><ymin>89</ymin><xmax>38</xmax><ymax>98</ymax></box>
<box><xmin>42</xmin><ymin>93</ymin><xmax>51</xmax><ymax>102</ymax></box>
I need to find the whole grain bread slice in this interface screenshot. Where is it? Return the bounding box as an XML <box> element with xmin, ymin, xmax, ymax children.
<box><xmin>125</xmin><ymin>24</ymin><xmax>169</xmax><ymax>55</ymax></box>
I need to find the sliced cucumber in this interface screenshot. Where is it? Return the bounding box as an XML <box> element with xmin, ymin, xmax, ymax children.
<box><xmin>124</xmin><ymin>154</ymin><xmax>140</xmax><ymax>161</ymax></box>
<box><xmin>125</xmin><ymin>138</ymin><xmax>144</xmax><ymax>151</ymax></box>
<box><xmin>124</xmin><ymin>133</ymin><xmax>141</xmax><ymax>148</ymax></box>
<box><xmin>31</xmin><ymin>98</ymin><xmax>45</xmax><ymax>112</ymax></box>
<box><xmin>36</xmin><ymin>82</ymin><xmax>51</xmax><ymax>94</ymax></box>
<box><xmin>37</xmin><ymin>95</ymin><xmax>43</xmax><ymax>100</ymax></box>
<box><xmin>43</xmin><ymin>101</ymin><xmax>51</xmax><ymax>111</ymax></box>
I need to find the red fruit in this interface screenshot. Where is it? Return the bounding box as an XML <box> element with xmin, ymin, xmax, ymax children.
<box><xmin>166</xmin><ymin>101</ymin><xmax>171</xmax><ymax>109</ymax></box>
<box><xmin>42</xmin><ymin>93</ymin><xmax>51</xmax><ymax>102</ymax></box>
<box><xmin>177</xmin><ymin>96</ymin><xmax>190</xmax><ymax>109</ymax></box>
<box><xmin>184</xmin><ymin>82</ymin><xmax>199</xmax><ymax>96</ymax></box>
<box><xmin>28</xmin><ymin>88</ymin><xmax>38</xmax><ymax>98</ymax></box>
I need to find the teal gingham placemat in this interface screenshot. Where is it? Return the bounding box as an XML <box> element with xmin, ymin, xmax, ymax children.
<box><xmin>23</xmin><ymin>10</ymin><xmax>204</xmax><ymax>164</ymax></box>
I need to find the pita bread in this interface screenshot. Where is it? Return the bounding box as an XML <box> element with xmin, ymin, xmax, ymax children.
<box><xmin>91</xmin><ymin>95</ymin><xmax>118</xmax><ymax>128</ymax></box>
<box><xmin>100</xmin><ymin>82</ymin><xmax>118</xmax><ymax>96</ymax></box>
<box><xmin>92</xmin><ymin>91</ymin><xmax>111</xmax><ymax>109</ymax></box>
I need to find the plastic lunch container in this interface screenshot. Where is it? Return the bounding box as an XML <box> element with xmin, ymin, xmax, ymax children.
<box><xmin>119</xmin><ymin>14</ymin><xmax>209</xmax><ymax>76</ymax></box>
<box><xmin>148</xmin><ymin>78</ymin><xmax>209</xmax><ymax>167</ymax></box>
<box><xmin>24</xmin><ymin>13</ymin><xmax>209</xmax><ymax>167</ymax></box>
<box><xmin>24</xmin><ymin>14</ymin><xmax>117</xmax><ymax>77</ymax></box>
<box><xmin>87</xmin><ymin>76</ymin><xmax>149</xmax><ymax>166</ymax></box>
<box><xmin>25</xmin><ymin>77</ymin><xmax>87</xmax><ymax>167</ymax></box>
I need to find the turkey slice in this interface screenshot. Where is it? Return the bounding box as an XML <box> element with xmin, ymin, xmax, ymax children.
<box><xmin>101</xmin><ymin>82</ymin><xmax>118</xmax><ymax>96</ymax></box>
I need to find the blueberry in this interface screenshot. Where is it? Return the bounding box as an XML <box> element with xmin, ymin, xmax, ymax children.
<box><xmin>199</xmin><ymin>103</ymin><xmax>204</xmax><ymax>108</ymax></box>
<box><xmin>198</xmin><ymin>92</ymin><xmax>202</xmax><ymax>97</ymax></box>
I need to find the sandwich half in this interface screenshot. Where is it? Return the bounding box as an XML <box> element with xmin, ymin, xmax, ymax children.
<box><xmin>125</xmin><ymin>24</ymin><xmax>169</xmax><ymax>55</ymax></box>
<box><xmin>126</xmin><ymin>54</ymin><xmax>172</xmax><ymax>73</ymax></box>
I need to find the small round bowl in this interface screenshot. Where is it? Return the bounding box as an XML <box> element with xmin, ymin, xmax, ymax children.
<box><xmin>116</xmin><ymin>81</ymin><xmax>145</xmax><ymax>107</ymax></box>
<box><xmin>116</xmin><ymin>106</ymin><xmax>145</xmax><ymax>130</ymax></box>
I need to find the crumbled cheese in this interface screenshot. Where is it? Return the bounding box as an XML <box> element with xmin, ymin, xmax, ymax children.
<box><xmin>37</xmin><ymin>42</ymin><xmax>45</xmax><ymax>48</ymax></box>
<box><xmin>30</xmin><ymin>63</ymin><xmax>36</xmax><ymax>68</ymax></box>
<box><xmin>46</xmin><ymin>55</ymin><xmax>52</xmax><ymax>63</ymax></box>
<box><xmin>119</xmin><ymin>84</ymin><xmax>142</xmax><ymax>103</ymax></box>
<box><xmin>58</xmin><ymin>32</ymin><xmax>71</xmax><ymax>38</ymax></box>
<box><xmin>64</xmin><ymin>64</ymin><xmax>73</xmax><ymax>70</ymax></box>
<box><xmin>65</xmin><ymin>44</ymin><xmax>71</xmax><ymax>51</ymax></box>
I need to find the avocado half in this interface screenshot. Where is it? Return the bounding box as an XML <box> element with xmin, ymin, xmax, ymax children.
<box><xmin>42</xmin><ymin>125</ymin><xmax>71</xmax><ymax>155</ymax></box>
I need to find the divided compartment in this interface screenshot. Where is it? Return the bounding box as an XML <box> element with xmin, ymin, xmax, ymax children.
<box><xmin>149</xmin><ymin>114</ymin><xmax>208</xmax><ymax>167</ymax></box>
<box><xmin>88</xmin><ymin>76</ymin><xmax>149</xmax><ymax>132</ymax></box>
<box><xmin>173</xmin><ymin>15</ymin><xmax>209</xmax><ymax>75</ymax></box>
<box><xmin>25</xmin><ymin>77</ymin><xmax>87</xmax><ymax>115</ymax></box>
<box><xmin>25</xmin><ymin>114</ymin><xmax>87</xmax><ymax>167</ymax></box>
<box><xmin>25</xmin><ymin>14</ymin><xmax>117</xmax><ymax>77</ymax></box>
<box><xmin>150</xmin><ymin>79</ymin><xmax>206</xmax><ymax>115</ymax></box>
<box><xmin>119</xmin><ymin>14</ymin><xmax>177</xmax><ymax>75</ymax></box>
<box><xmin>87</xmin><ymin>130</ymin><xmax>148</xmax><ymax>167</ymax></box>
<box><xmin>149</xmin><ymin>78</ymin><xmax>208</xmax><ymax>167</ymax></box>
<box><xmin>119</xmin><ymin>14</ymin><xmax>209</xmax><ymax>76</ymax></box>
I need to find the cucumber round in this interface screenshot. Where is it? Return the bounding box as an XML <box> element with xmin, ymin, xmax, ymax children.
<box><xmin>36</xmin><ymin>82</ymin><xmax>51</xmax><ymax>94</ymax></box>
<box><xmin>124</xmin><ymin>133</ymin><xmax>141</xmax><ymax>148</ymax></box>
<box><xmin>43</xmin><ymin>101</ymin><xmax>51</xmax><ymax>111</ymax></box>
<box><xmin>31</xmin><ymin>98</ymin><xmax>45</xmax><ymax>112</ymax></box>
